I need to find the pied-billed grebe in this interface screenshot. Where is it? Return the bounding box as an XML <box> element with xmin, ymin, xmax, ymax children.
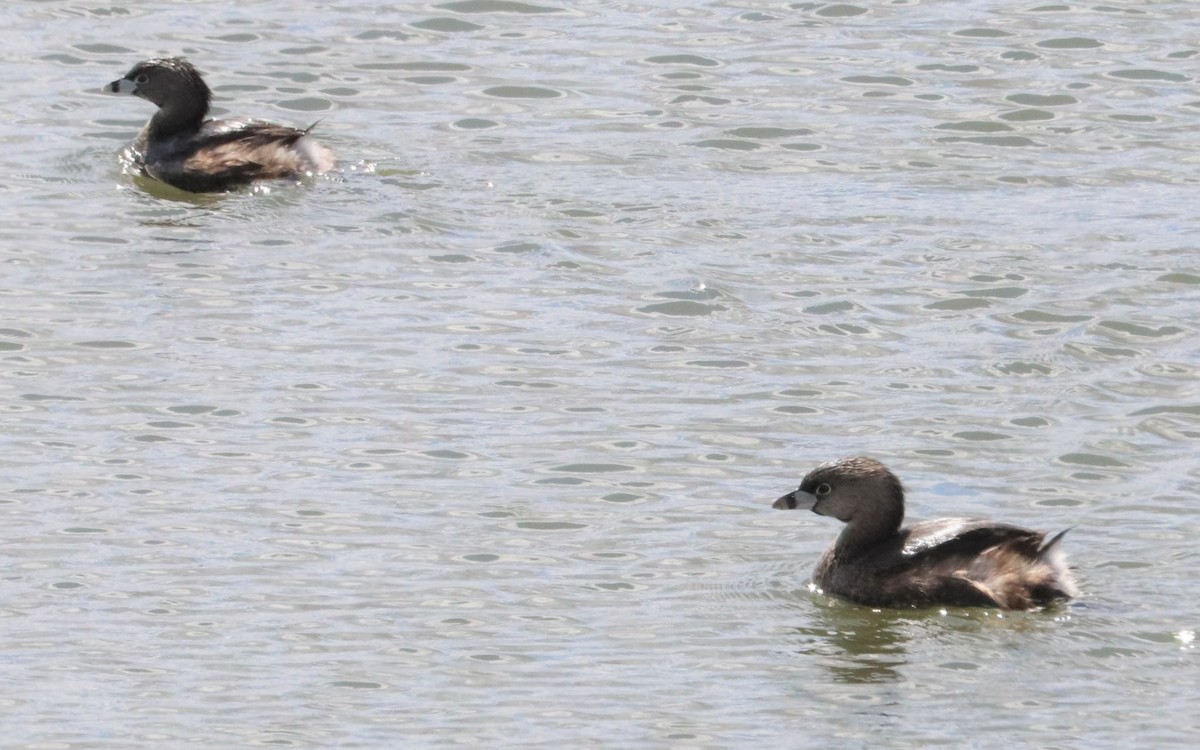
<box><xmin>105</xmin><ymin>57</ymin><xmax>335</xmax><ymax>192</ymax></box>
<box><xmin>773</xmin><ymin>457</ymin><xmax>1078</xmax><ymax>610</ymax></box>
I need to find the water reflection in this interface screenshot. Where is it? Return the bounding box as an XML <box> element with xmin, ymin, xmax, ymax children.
<box><xmin>786</xmin><ymin>589</ymin><xmax>1077</xmax><ymax>687</ymax></box>
<box><xmin>790</xmin><ymin>598</ymin><xmax>916</xmax><ymax>684</ymax></box>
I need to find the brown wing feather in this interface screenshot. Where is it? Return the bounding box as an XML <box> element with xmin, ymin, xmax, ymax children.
<box><xmin>891</xmin><ymin>521</ymin><xmax>1072</xmax><ymax>608</ymax></box>
<box><xmin>183</xmin><ymin>140</ymin><xmax>307</xmax><ymax>179</ymax></box>
<box><xmin>901</xmin><ymin>519</ymin><xmax>1042</xmax><ymax>560</ymax></box>
<box><xmin>153</xmin><ymin>121</ymin><xmax>330</xmax><ymax>192</ymax></box>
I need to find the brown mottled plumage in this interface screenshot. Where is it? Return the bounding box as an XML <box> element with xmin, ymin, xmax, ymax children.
<box><xmin>773</xmin><ymin>457</ymin><xmax>1077</xmax><ymax>610</ymax></box>
<box><xmin>105</xmin><ymin>57</ymin><xmax>334</xmax><ymax>192</ymax></box>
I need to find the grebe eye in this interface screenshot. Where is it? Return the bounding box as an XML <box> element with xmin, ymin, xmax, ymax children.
<box><xmin>815</xmin><ymin>483</ymin><xmax>832</xmax><ymax>496</ymax></box>
<box><xmin>135</xmin><ymin>74</ymin><xmax>149</xmax><ymax>84</ymax></box>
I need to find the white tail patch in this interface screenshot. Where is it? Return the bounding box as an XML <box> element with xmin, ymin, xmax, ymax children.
<box><xmin>295</xmin><ymin>136</ymin><xmax>336</xmax><ymax>174</ymax></box>
<box><xmin>1039</xmin><ymin>530</ymin><xmax>1079</xmax><ymax>598</ymax></box>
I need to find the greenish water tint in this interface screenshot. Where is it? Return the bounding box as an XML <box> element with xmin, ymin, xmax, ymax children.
<box><xmin>1</xmin><ymin>0</ymin><xmax>1198</xmax><ymax>747</ymax></box>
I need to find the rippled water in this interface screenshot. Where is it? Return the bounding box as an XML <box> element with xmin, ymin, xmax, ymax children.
<box><xmin>3</xmin><ymin>1</ymin><xmax>1198</xmax><ymax>747</ymax></box>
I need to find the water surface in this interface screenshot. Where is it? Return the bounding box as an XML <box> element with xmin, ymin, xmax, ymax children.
<box><xmin>2</xmin><ymin>1</ymin><xmax>1198</xmax><ymax>747</ymax></box>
